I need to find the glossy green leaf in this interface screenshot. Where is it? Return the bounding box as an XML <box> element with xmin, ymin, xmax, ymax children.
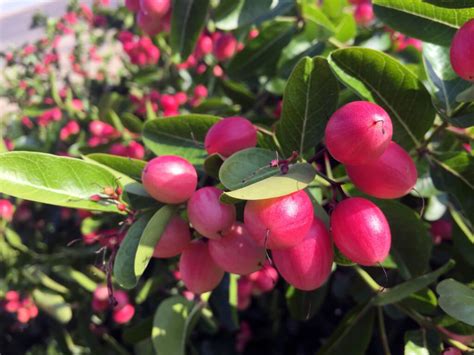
<box><xmin>223</xmin><ymin>163</ymin><xmax>316</xmax><ymax>200</ymax></box>
<box><xmin>227</xmin><ymin>20</ymin><xmax>297</xmax><ymax>80</ymax></box>
<box><xmin>214</xmin><ymin>0</ymin><xmax>294</xmax><ymax>30</ymax></box>
<box><xmin>422</xmin><ymin>0</ymin><xmax>474</xmax><ymax>8</ymax></box>
<box><xmin>113</xmin><ymin>213</ymin><xmax>152</xmax><ymax>289</ymax></box>
<box><xmin>203</xmin><ymin>153</ymin><xmax>224</xmax><ymax>179</ymax></box>
<box><xmin>374</xmin><ymin>260</ymin><xmax>455</xmax><ymax>306</ymax></box>
<box><xmin>328</xmin><ymin>48</ymin><xmax>436</xmax><ymax>150</ymax></box>
<box><xmin>219</xmin><ymin>148</ymin><xmax>279</xmax><ymax>190</ymax></box>
<box><xmin>86</xmin><ymin>153</ymin><xmax>146</xmax><ymax>181</ymax></box>
<box><xmin>121</xmin><ymin>112</ymin><xmax>144</xmax><ymax>134</ymax></box>
<box><xmin>373</xmin><ymin>0</ymin><xmax>474</xmax><ymax>46</ymax></box>
<box><xmin>142</xmin><ymin>115</ymin><xmax>220</xmax><ymax>165</ymax></box>
<box><xmin>317</xmin><ymin>303</ymin><xmax>375</xmax><ymax>355</ymax></box>
<box><xmin>286</xmin><ymin>285</ymin><xmax>328</xmax><ymax>321</ymax></box>
<box><xmin>32</xmin><ymin>289</ymin><xmax>72</xmax><ymax>324</ymax></box>
<box><xmin>0</xmin><ymin>152</ymin><xmax>121</xmax><ymax>213</ymax></box>
<box><xmin>134</xmin><ymin>205</ymin><xmax>177</xmax><ymax>277</ymax></box>
<box><xmin>404</xmin><ymin>329</ymin><xmax>442</xmax><ymax>355</ymax></box>
<box><xmin>437</xmin><ymin>279</ymin><xmax>474</xmax><ymax>326</ymax></box>
<box><xmin>152</xmin><ymin>296</ymin><xmax>197</xmax><ymax>355</ymax></box>
<box><xmin>423</xmin><ymin>43</ymin><xmax>472</xmax><ymax>117</ymax></box>
<box><xmin>170</xmin><ymin>0</ymin><xmax>210</xmax><ymax>61</ymax></box>
<box><xmin>430</xmin><ymin>152</ymin><xmax>474</xmax><ymax>223</ymax></box>
<box><xmin>333</xmin><ymin>13</ymin><xmax>357</xmax><ymax>43</ymax></box>
<box><xmin>276</xmin><ymin>56</ymin><xmax>339</xmax><ymax>157</ymax></box>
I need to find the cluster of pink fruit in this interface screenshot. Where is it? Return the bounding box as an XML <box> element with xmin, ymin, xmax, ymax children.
<box><xmin>1</xmin><ymin>291</ymin><xmax>38</xmax><ymax>324</ymax></box>
<box><xmin>125</xmin><ymin>0</ymin><xmax>171</xmax><ymax>36</ymax></box>
<box><xmin>92</xmin><ymin>285</ymin><xmax>135</xmax><ymax>324</ymax></box>
<box><xmin>119</xmin><ymin>33</ymin><xmax>160</xmax><ymax>67</ymax></box>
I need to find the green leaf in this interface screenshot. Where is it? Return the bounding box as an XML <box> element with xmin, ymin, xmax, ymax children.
<box><xmin>214</xmin><ymin>0</ymin><xmax>294</xmax><ymax>30</ymax></box>
<box><xmin>404</xmin><ymin>329</ymin><xmax>442</xmax><ymax>355</ymax></box>
<box><xmin>170</xmin><ymin>0</ymin><xmax>210</xmax><ymax>61</ymax></box>
<box><xmin>430</xmin><ymin>152</ymin><xmax>474</xmax><ymax>223</ymax></box>
<box><xmin>219</xmin><ymin>148</ymin><xmax>279</xmax><ymax>190</ymax></box>
<box><xmin>422</xmin><ymin>43</ymin><xmax>472</xmax><ymax>117</ymax></box>
<box><xmin>437</xmin><ymin>279</ymin><xmax>474</xmax><ymax>326</ymax></box>
<box><xmin>333</xmin><ymin>13</ymin><xmax>357</xmax><ymax>43</ymax></box>
<box><xmin>373</xmin><ymin>0</ymin><xmax>474</xmax><ymax>46</ymax></box>
<box><xmin>373</xmin><ymin>260</ymin><xmax>455</xmax><ymax>306</ymax></box>
<box><xmin>152</xmin><ymin>296</ymin><xmax>198</xmax><ymax>355</ymax></box>
<box><xmin>203</xmin><ymin>153</ymin><xmax>224</xmax><ymax>179</ymax></box>
<box><xmin>227</xmin><ymin>20</ymin><xmax>297</xmax><ymax>80</ymax></box>
<box><xmin>401</xmin><ymin>289</ymin><xmax>438</xmax><ymax>316</ymax></box>
<box><xmin>328</xmin><ymin>48</ymin><xmax>436</xmax><ymax>150</ymax></box>
<box><xmin>86</xmin><ymin>153</ymin><xmax>146</xmax><ymax>182</ymax></box>
<box><xmin>121</xmin><ymin>112</ymin><xmax>144</xmax><ymax>134</ymax></box>
<box><xmin>317</xmin><ymin>303</ymin><xmax>375</xmax><ymax>355</ymax></box>
<box><xmin>286</xmin><ymin>284</ymin><xmax>328</xmax><ymax>321</ymax></box>
<box><xmin>32</xmin><ymin>289</ymin><xmax>72</xmax><ymax>324</ymax></box>
<box><xmin>142</xmin><ymin>115</ymin><xmax>220</xmax><ymax>165</ymax></box>
<box><xmin>220</xmin><ymin>79</ymin><xmax>256</xmax><ymax>109</ymax></box>
<box><xmin>52</xmin><ymin>266</ymin><xmax>97</xmax><ymax>292</ymax></box>
<box><xmin>276</xmin><ymin>56</ymin><xmax>339</xmax><ymax>157</ymax></box>
<box><xmin>0</xmin><ymin>152</ymin><xmax>121</xmax><ymax>213</ymax></box>
<box><xmin>451</xmin><ymin>208</ymin><xmax>474</xmax><ymax>266</ymax></box>
<box><xmin>134</xmin><ymin>205</ymin><xmax>177</xmax><ymax>277</ymax></box>
<box><xmin>422</xmin><ymin>0</ymin><xmax>474</xmax><ymax>9</ymax></box>
<box><xmin>223</xmin><ymin>163</ymin><xmax>316</xmax><ymax>200</ymax></box>
<box><xmin>113</xmin><ymin>213</ymin><xmax>153</xmax><ymax>289</ymax></box>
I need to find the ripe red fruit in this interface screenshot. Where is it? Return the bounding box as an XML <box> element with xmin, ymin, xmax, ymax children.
<box><xmin>204</xmin><ymin>116</ymin><xmax>257</xmax><ymax>157</ymax></box>
<box><xmin>450</xmin><ymin>19</ymin><xmax>474</xmax><ymax>82</ymax></box>
<box><xmin>142</xmin><ymin>155</ymin><xmax>198</xmax><ymax>204</ymax></box>
<box><xmin>153</xmin><ymin>216</ymin><xmax>191</xmax><ymax>258</ymax></box>
<box><xmin>325</xmin><ymin>101</ymin><xmax>393</xmax><ymax>165</ymax></box>
<box><xmin>244</xmin><ymin>190</ymin><xmax>314</xmax><ymax>250</ymax></box>
<box><xmin>208</xmin><ymin>222</ymin><xmax>265</xmax><ymax>275</ymax></box>
<box><xmin>187</xmin><ymin>187</ymin><xmax>236</xmax><ymax>239</ymax></box>
<box><xmin>272</xmin><ymin>218</ymin><xmax>333</xmax><ymax>291</ymax></box>
<box><xmin>354</xmin><ymin>3</ymin><xmax>374</xmax><ymax>26</ymax></box>
<box><xmin>125</xmin><ymin>0</ymin><xmax>141</xmax><ymax>12</ymax></box>
<box><xmin>0</xmin><ymin>199</ymin><xmax>15</xmax><ymax>222</ymax></box>
<box><xmin>137</xmin><ymin>11</ymin><xmax>162</xmax><ymax>36</ymax></box>
<box><xmin>331</xmin><ymin>197</ymin><xmax>391</xmax><ymax>266</ymax></box>
<box><xmin>139</xmin><ymin>0</ymin><xmax>170</xmax><ymax>18</ymax></box>
<box><xmin>346</xmin><ymin>142</ymin><xmax>417</xmax><ymax>199</ymax></box>
<box><xmin>113</xmin><ymin>304</ymin><xmax>135</xmax><ymax>324</ymax></box>
<box><xmin>179</xmin><ymin>239</ymin><xmax>225</xmax><ymax>294</ymax></box>
<box><xmin>213</xmin><ymin>33</ymin><xmax>238</xmax><ymax>61</ymax></box>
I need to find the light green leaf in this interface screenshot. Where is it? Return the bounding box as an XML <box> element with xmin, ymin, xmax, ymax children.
<box><xmin>328</xmin><ymin>48</ymin><xmax>436</xmax><ymax>150</ymax></box>
<box><xmin>437</xmin><ymin>279</ymin><xmax>474</xmax><ymax>326</ymax></box>
<box><xmin>276</xmin><ymin>56</ymin><xmax>339</xmax><ymax>157</ymax></box>
<box><xmin>0</xmin><ymin>152</ymin><xmax>121</xmax><ymax>213</ymax></box>
<box><xmin>33</xmin><ymin>289</ymin><xmax>72</xmax><ymax>324</ymax></box>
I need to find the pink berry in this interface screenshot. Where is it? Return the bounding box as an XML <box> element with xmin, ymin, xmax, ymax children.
<box><xmin>354</xmin><ymin>3</ymin><xmax>374</xmax><ymax>26</ymax></box>
<box><xmin>5</xmin><ymin>290</ymin><xmax>20</xmax><ymax>302</ymax></box>
<box><xmin>213</xmin><ymin>33</ymin><xmax>238</xmax><ymax>61</ymax></box>
<box><xmin>249</xmin><ymin>262</ymin><xmax>278</xmax><ymax>293</ymax></box>
<box><xmin>187</xmin><ymin>187</ymin><xmax>236</xmax><ymax>239</ymax></box>
<box><xmin>140</xmin><ymin>0</ymin><xmax>170</xmax><ymax>18</ymax></box>
<box><xmin>331</xmin><ymin>197</ymin><xmax>391</xmax><ymax>266</ymax></box>
<box><xmin>142</xmin><ymin>155</ymin><xmax>198</xmax><ymax>204</ymax></box>
<box><xmin>196</xmin><ymin>34</ymin><xmax>213</xmax><ymax>57</ymax></box>
<box><xmin>113</xmin><ymin>304</ymin><xmax>135</xmax><ymax>324</ymax></box>
<box><xmin>114</xmin><ymin>290</ymin><xmax>130</xmax><ymax>308</ymax></box>
<box><xmin>179</xmin><ymin>239</ymin><xmax>225</xmax><ymax>294</ymax></box>
<box><xmin>0</xmin><ymin>199</ymin><xmax>15</xmax><ymax>222</ymax></box>
<box><xmin>450</xmin><ymin>19</ymin><xmax>474</xmax><ymax>82</ymax></box>
<box><xmin>346</xmin><ymin>142</ymin><xmax>417</xmax><ymax>199</ymax></box>
<box><xmin>153</xmin><ymin>216</ymin><xmax>192</xmax><ymax>258</ymax></box>
<box><xmin>92</xmin><ymin>285</ymin><xmax>109</xmax><ymax>312</ymax></box>
<box><xmin>430</xmin><ymin>219</ymin><xmax>453</xmax><ymax>244</ymax></box>
<box><xmin>17</xmin><ymin>307</ymin><xmax>31</xmax><ymax>323</ymax></box>
<box><xmin>125</xmin><ymin>0</ymin><xmax>141</xmax><ymax>12</ymax></box>
<box><xmin>272</xmin><ymin>218</ymin><xmax>333</xmax><ymax>291</ymax></box>
<box><xmin>208</xmin><ymin>222</ymin><xmax>265</xmax><ymax>275</ymax></box>
<box><xmin>244</xmin><ymin>190</ymin><xmax>314</xmax><ymax>250</ymax></box>
<box><xmin>137</xmin><ymin>11</ymin><xmax>162</xmax><ymax>36</ymax></box>
<box><xmin>325</xmin><ymin>101</ymin><xmax>393</xmax><ymax>165</ymax></box>
<box><xmin>5</xmin><ymin>300</ymin><xmax>20</xmax><ymax>313</ymax></box>
<box><xmin>204</xmin><ymin>117</ymin><xmax>257</xmax><ymax>157</ymax></box>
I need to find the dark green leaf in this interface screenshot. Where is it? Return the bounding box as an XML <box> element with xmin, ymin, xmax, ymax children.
<box><xmin>400</xmin><ymin>289</ymin><xmax>438</xmax><ymax>316</ymax></box>
<box><xmin>328</xmin><ymin>48</ymin><xmax>435</xmax><ymax>150</ymax></box>
<box><xmin>0</xmin><ymin>152</ymin><xmax>121</xmax><ymax>213</ymax></box>
<box><xmin>121</xmin><ymin>112</ymin><xmax>144</xmax><ymax>133</ymax></box>
<box><xmin>170</xmin><ymin>0</ymin><xmax>210</xmax><ymax>61</ymax></box>
<box><xmin>86</xmin><ymin>153</ymin><xmax>146</xmax><ymax>181</ymax></box>
<box><xmin>422</xmin><ymin>0</ymin><xmax>474</xmax><ymax>8</ymax></box>
<box><xmin>437</xmin><ymin>279</ymin><xmax>474</xmax><ymax>326</ymax></box>
<box><xmin>276</xmin><ymin>56</ymin><xmax>339</xmax><ymax>157</ymax></box>
<box><xmin>203</xmin><ymin>153</ymin><xmax>224</xmax><ymax>179</ymax></box>
<box><xmin>373</xmin><ymin>260</ymin><xmax>455</xmax><ymax>306</ymax></box>
<box><xmin>220</xmin><ymin>80</ymin><xmax>256</xmax><ymax>109</ymax></box>
<box><xmin>373</xmin><ymin>0</ymin><xmax>474</xmax><ymax>46</ymax></box>
<box><xmin>142</xmin><ymin>115</ymin><xmax>220</xmax><ymax>165</ymax></box>
<box><xmin>404</xmin><ymin>329</ymin><xmax>442</xmax><ymax>355</ymax></box>
<box><xmin>286</xmin><ymin>284</ymin><xmax>328</xmax><ymax>321</ymax></box>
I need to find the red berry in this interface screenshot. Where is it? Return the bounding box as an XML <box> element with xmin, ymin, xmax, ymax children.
<box><xmin>0</xmin><ymin>199</ymin><xmax>15</xmax><ymax>222</ymax></box>
<box><xmin>213</xmin><ymin>33</ymin><xmax>238</xmax><ymax>61</ymax></box>
<box><xmin>137</xmin><ymin>11</ymin><xmax>162</xmax><ymax>36</ymax></box>
<box><xmin>140</xmin><ymin>0</ymin><xmax>170</xmax><ymax>18</ymax></box>
<box><xmin>187</xmin><ymin>187</ymin><xmax>236</xmax><ymax>239</ymax></box>
<box><xmin>346</xmin><ymin>142</ymin><xmax>417</xmax><ymax>199</ymax></box>
<box><xmin>244</xmin><ymin>190</ymin><xmax>314</xmax><ymax>250</ymax></box>
<box><xmin>204</xmin><ymin>116</ymin><xmax>257</xmax><ymax>157</ymax></box>
<box><xmin>179</xmin><ymin>239</ymin><xmax>225</xmax><ymax>294</ymax></box>
<box><xmin>331</xmin><ymin>197</ymin><xmax>391</xmax><ymax>266</ymax></box>
<box><xmin>125</xmin><ymin>0</ymin><xmax>141</xmax><ymax>12</ymax></box>
<box><xmin>325</xmin><ymin>101</ymin><xmax>393</xmax><ymax>165</ymax></box>
<box><xmin>208</xmin><ymin>222</ymin><xmax>265</xmax><ymax>275</ymax></box>
<box><xmin>112</xmin><ymin>304</ymin><xmax>135</xmax><ymax>324</ymax></box>
<box><xmin>153</xmin><ymin>216</ymin><xmax>191</xmax><ymax>258</ymax></box>
<box><xmin>272</xmin><ymin>218</ymin><xmax>333</xmax><ymax>291</ymax></box>
<box><xmin>354</xmin><ymin>3</ymin><xmax>374</xmax><ymax>26</ymax></box>
<box><xmin>450</xmin><ymin>19</ymin><xmax>474</xmax><ymax>82</ymax></box>
<box><xmin>142</xmin><ymin>155</ymin><xmax>198</xmax><ymax>204</ymax></box>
